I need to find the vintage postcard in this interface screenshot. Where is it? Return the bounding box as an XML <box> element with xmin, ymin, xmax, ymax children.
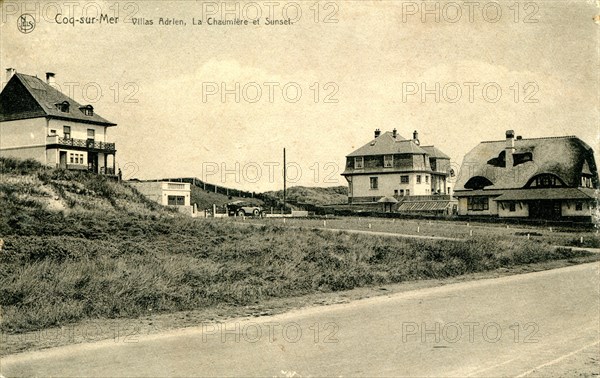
<box><xmin>0</xmin><ymin>0</ymin><xmax>599</xmax><ymax>377</ymax></box>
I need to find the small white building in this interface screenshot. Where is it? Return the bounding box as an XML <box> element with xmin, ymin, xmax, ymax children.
<box><xmin>128</xmin><ymin>181</ymin><xmax>197</xmax><ymax>216</ymax></box>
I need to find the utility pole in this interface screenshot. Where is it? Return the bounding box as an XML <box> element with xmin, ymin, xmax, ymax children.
<box><xmin>283</xmin><ymin>148</ymin><xmax>286</xmax><ymax>212</ymax></box>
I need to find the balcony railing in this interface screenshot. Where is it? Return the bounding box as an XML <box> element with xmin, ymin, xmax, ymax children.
<box><xmin>47</xmin><ymin>136</ymin><xmax>116</xmax><ymax>152</ymax></box>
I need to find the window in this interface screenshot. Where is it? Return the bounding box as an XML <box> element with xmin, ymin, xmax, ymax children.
<box><xmin>354</xmin><ymin>157</ymin><xmax>364</xmax><ymax>169</ymax></box>
<box><xmin>399</xmin><ymin>189</ymin><xmax>405</xmax><ymax>196</ymax></box>
<box><xmin>87</xmin><ymin>129</ymin><xmax>95</xmax><ymax>140</ymax></box>
<box><xmin>81</xmin><ymin>105</ymin><xmax>94</xmax><ymax>116</ymax></box>
<box><xmin>406</xmin><ymin>189</ymin><xmax>410</xmax><ymax>196</ymax></box>
<box><xmin>513</xmin><ymin>152</ymin><xmax>533</xmax><ymax>166</ymax></box>
<box><xmin>370</xmin><ymin>177</ymin><xmax>378</xmax><ymax>190</ymax></box>
<box><xmin>425</xmin><ymin>175</ymin><xmax>429</xmax><ymax>184</ymax></box>
<box><xmin>400</xmin><ymin>175</ymin><xmax>409</xmax><ymax>184</ymax></box>
<box><xmin>168</xmin><ymin>195</ymin><xmax>185</xmax><ymax>206</ymax></box>
<box><xmin>69</xmin><ymin>153</ymin><xmax>74</xmax><ymax>164</ymax></box>
<box><xmin>575</xmin><ymin>202</ymin><xmax>583</xmax><ymax>211</ymax></box>
<box><xmin>394</xmin><ymin>190</ymin><xmax>399</xmax><ymax>196</ymax></box>
<box><xmin>527</xmin><ymin>174</ymin><xmax>563</xmax><ymax>188</ymax></box>
<box><xmin>467</xmin><ymin>197</ymin><xmax>489</xmax><ymax>211</ymax></box>
<box><xmin>581</xmin><ymin>176</ymin><xmax>593</xmax><ymax>188</ymax></box>
<box><xmin>49</xmin><ymin>129</ymin><xmax>56</xmax><ymax>135</ymax></box>
<box><xmin>384</xmin><ymin>155</ymin><xmax>393</xmax><ymax>168</ymax></box>
<box><xmin>464</xmin><ymin>176</ymin><xmax>493</xmax><ymax>190</ymax></box>
<box><xmin>509</xmin><ymin>202</ymin><xmax>516</xmax><ymax>212</ymax></box>
<box><xmin>63</xmin><ymin>126</ymin><xmax>71</xmax><ymax>139</ymax></box>
<box><xmin>56</xmin><ymin>101</ymin><xmax>70</xmax><ymax>113</ymax></box>
<box><xmin>416</xmin><ymin>175</ymin><xmax>422</xmax><ymax>184</ymax></box>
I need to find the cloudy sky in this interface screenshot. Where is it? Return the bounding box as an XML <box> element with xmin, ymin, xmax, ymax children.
<box><xmin>1</xmin><ymin>0</ymin><xmax>598</xmax><ymax>191</ymax></box>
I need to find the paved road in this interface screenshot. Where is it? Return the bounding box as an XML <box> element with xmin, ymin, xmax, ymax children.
<box><xmin>2</xmin><ymin>263</ymin><xmax>599</xmax><ymax>377</ymax></box>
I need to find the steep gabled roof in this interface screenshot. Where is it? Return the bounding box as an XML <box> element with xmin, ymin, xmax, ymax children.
<box><xmin>454</xmin><ymin>136</ymin><xmax>599</xmax><ymax>190</ymax></box>
<box><xmin>0</xmin><ymin>73</ymin><xmax>116</xmax><ymax>126</ymax></box>
<box><xmin>347</xmin><ymin>132</ymin><xmax>428</xmax><ymax>157</ymax></box>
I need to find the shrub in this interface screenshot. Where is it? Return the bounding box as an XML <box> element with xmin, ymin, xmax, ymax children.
<box><xmin>0</xmin><ymin>157</ymin><xmax>44</xmax><ymax>174</ymax></box>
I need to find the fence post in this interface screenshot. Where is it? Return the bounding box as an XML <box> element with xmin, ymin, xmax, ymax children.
<box><xmin>212</xmin><ymin>204</ymin><xmax>216</xmax><ymax>218</ymax></box>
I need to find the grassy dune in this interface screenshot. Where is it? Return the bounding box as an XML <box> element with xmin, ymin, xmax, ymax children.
<box><xmin>1</xmin><ymin>218</ymin><xmax>594</xmax><ymax>333</ymax></box>
<box><xmin>0</xmin><ymin>158</ymin><xmax>596</xmax><ymax>335</ymax></box>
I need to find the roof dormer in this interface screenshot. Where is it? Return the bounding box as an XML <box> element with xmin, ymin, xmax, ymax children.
<box><xmin>80</xmin><ymin>105</ymin><xmax>94</xmax><ymax>116</ymax></box>
<box><xmin>56</xmin><ymin>101</ymin><xmax>70</xmax><ymax>113</ymax></box>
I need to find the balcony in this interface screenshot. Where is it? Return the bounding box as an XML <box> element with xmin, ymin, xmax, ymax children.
<box><xmin>46</xmin><ymin>136</ymin><xmax>116</xmax><ymax>152</ymax></box>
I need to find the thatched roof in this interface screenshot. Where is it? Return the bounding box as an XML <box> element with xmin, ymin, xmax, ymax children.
<box><xmin>455</xmin><ymin>136</ymin><xmax>598</xmax><ymax>191</ymax></box>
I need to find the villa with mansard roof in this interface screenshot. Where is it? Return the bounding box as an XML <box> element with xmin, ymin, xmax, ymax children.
<box><xmin>342</xmin><ymin>128</ymin><xmax>455</xmax><ymax>213</ymax></box>
<box><xmin>0</xmin><ymin>69</ymin><xmax>117</xmax><ymax>175</ymax></box>
<box><xmin>454</xmin><ymin>130</ymin><xmax>598</xmax><ymax>221</ymax></box>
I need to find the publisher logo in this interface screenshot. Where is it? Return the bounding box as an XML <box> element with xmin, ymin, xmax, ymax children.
<box><xmin>17</xmin><ymin>13</ymin><xmax>35</xmax><ymax>33</ymax></box>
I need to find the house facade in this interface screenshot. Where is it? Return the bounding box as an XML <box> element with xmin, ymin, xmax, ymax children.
<box><xmin>342</xmin><ymin>129</ymin><xmax>453</xmax><ymax>211</ymax></box>
<box><xmin>128</xmin><ymin>180</ymin><xmax>197</xmax><ymax>216</ymax></box>
<box><xmin>0</xmin><ymin>69</ymin><xmax>117</xmax><ymax>174</ymax></box>
<box><xmin>454</xmin><ymin>130</ymin><xmax>599</xmax><ymax>221</ymax></box>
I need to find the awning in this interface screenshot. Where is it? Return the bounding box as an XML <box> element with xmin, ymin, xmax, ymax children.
<box><xmin>398</xmin><ymin>200</ymin><xmax>453</xmax><ymax>212</ymax></box>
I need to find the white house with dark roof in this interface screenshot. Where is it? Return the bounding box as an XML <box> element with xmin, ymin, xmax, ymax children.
<box><xmin>342</xmin><ymin>129</ymin><xmax>454</xmax><ymax>212</ymax></box>
<box><xmin>454</xmin><ymin>130</ymin><xmax>599</xmax><ymax>221</ymax></box>
<box><xmin>0</xmin><ymin>69</ymin><xmax>117</xmax><ymax>175</ymax></box>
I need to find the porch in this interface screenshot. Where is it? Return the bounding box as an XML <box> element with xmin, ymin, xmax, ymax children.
<box><xmin>46</xmin><ymin>136</ymin><xmax>117</xmax><ymax>176</ymax></box>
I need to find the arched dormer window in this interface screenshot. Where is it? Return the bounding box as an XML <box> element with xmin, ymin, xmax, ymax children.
<box><xmin>487</xmin><ymin>151</ymin><xmax>506</xmax><ymax>167</ymax></box>
<box><xmin>513</xmin><ymin>152</ymin><xmax>533</xmax><ymax>166</ymax></box>
<box><xmin>525</xmin><ymin>174</ymin><xmax>566</xmax><ymax>188</ymax></box>
<box><xmin>80</xmin><ymin>105</ymin><xmax>94</xmax><ymax>116</ymax></box>
<box><xmin>464</xmin><ymin>176</ymin><xmax>494</xmax><ymax>190</ymax></box>
<box><xmin>56</xmin><ymin>101</ymin><xmax>70</xmax><ymax>113</ymax></box>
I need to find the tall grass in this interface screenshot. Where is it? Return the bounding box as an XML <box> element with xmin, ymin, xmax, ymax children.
<box><xmin>0</xmin><ymin>219</ymin><xmax>591</xmax><ymax>333</ymax></box>
<box><xmin>0</xmin><ymin>157</ymin><xmax>594</xmax><ymax>334</ymax></box>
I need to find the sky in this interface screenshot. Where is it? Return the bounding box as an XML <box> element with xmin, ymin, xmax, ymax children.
<box><xmin>1</xmin><ymin>0</ymin><xmax>598</xmax><ymax>191</ymax></box>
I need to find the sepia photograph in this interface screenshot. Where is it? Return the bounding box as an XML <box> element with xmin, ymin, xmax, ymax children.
<box><xmin>0</xmin><ymin>0</ymin><xmax>599</xmax><ymax>376</ymax></box>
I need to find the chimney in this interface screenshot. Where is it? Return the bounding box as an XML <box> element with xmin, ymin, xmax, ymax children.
<box><xmin>392</xmin><ymin>128</ymin><xmax>397</xmax><ymax>139</ymax></box>
<box><xmin>413</xmin><ymin>130</ymin><xmax>420</xmax><ymax>145</ymax></box>
<box><xmin>5</xmin><ymin>68</ymin><xmax>16</xmax><ymax>82</ymax></box>
<box><xmin>46</xmin><ymin>72</ymin><xmax>56</xmax><ymax>86</ymax></box>
<box><xmin>374</xmin><ymin>129</ymin><xmax>381</xmax><ymax>138</ymax></box>
<box><xmin>505</xmin><ymin>130</ymin><xmax>515</xmax><ymax>167</ymax></box>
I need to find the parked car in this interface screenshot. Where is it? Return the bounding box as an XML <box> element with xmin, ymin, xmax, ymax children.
<box><xmin>227</xmin><ymin>201</ymin><xmax>265</xmax><ymax>217</ymax></box>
